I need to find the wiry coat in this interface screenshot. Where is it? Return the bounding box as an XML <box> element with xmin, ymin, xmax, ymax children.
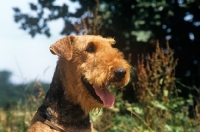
<box><xmin>28</xmin><ymin>35</ymin><xmax>130</xmax><ymax>132</ymax></box>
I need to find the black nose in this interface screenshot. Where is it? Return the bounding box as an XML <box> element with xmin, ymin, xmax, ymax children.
<box><xmin>114</xmin><ymin>68</ymin><xmax>126</xmax><ymax>81</ymax></box>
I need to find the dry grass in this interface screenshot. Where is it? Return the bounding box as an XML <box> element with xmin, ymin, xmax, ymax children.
<box><xmin>0</xmin><ymin>82</ymin><xmax>44</xmax><ymax>132</ymax></box>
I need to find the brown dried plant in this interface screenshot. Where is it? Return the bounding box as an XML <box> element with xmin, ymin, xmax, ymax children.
<box><xmin>74</xmin><ymin>0</ymin><xmax>108</xmax><ymax>35</ymax></box>
<box><xmin>0</xmin><ymin>82</ymin><xmax>45</xmax><ymax>132</ymax></box>
<box><xmin>135</xmin><ymin>41</ymin><xmax>178</xmax><ymax>131</ymax></box>
<box><xmin>25</xmin><ymin>82</ymin><xmax>45</xmax><ymax>126</ymax></box>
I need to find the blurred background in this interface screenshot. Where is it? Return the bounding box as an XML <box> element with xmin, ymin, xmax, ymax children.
<box><xmin>0</xmin><ymin>0</ymin><xmax>80</xmax><ymax>84</ymax></box>
<box><xmin>1</xmin><ymin>0</ymin><xmax>200</xmax><ymax>131</ymax></box>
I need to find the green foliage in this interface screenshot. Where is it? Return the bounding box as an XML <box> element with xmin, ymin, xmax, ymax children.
<box><xmin>0</xmin><ymin>43</ymin><xmax>199</xmax><ymax>131</ymax></box>
<box><xmin>2</xmin><ymin>1</ymin><xmax>200</xmax><ymax>131</ymax></box>
<box><xmin>92</xmin><ymin>42</ymin><xmax>199</xmax><ymax>132</ymax></box>
<box><xmin>0</xmin><ymin>70</ymin><xmax>49</xmax><ymax>108</ymax></box>
<box><xmin>12</xmin><ymin>0</ymin><xmax>200</xmax><ymax>92</ymax></box>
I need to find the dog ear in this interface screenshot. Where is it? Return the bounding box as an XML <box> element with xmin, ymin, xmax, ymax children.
<box><xmin>50</xmin><ymin>35</ymin><xmax>75</xmax><ymax>60</ymax></box>
<box><xmin>107</xmin><ymin>38</ymin><xmax>116</xmax><ymax>45</ymax></box>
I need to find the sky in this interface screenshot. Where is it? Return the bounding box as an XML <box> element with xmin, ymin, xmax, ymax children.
<box><xmin>0</xmin><ymin>0</ymin><xmax>80</xmax><ymax>84</ymax></box>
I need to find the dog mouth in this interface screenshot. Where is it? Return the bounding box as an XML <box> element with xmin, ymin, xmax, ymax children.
<box><xmin>81</xmin><ymin>77</ymin><xmax>115</xmax><ymax>108</ymax></box>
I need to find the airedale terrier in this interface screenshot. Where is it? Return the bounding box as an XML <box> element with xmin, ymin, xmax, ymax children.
<box><xmin>28</xmin><ymin>35</ymin><xmax>130</xmax><ymax>132</ymax></box>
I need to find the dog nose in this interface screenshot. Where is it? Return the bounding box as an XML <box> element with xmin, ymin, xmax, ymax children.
<box><xmin>114</xmin><ymin>68</ymin><xmax>126</xmax><ymax>81</ymax></box>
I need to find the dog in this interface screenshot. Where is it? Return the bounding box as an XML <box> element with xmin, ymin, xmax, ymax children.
<box><xmin>28</xmin><ymin>35</ymin><xmax>130</xmax><ymax>132</ymax></box>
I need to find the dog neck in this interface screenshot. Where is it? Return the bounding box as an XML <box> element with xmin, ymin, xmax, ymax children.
<box><xmin>37</xmin><ymin>61</ymin><xmax>92</xmax><ymax>131</ymax></box>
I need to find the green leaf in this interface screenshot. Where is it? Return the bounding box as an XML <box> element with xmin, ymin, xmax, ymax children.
<box><xmin>151</xmin><ymin>100</ymin><xmax>167</xmax><ymax>110</ymax></box>
<box><xmin>163</xmin><ymin>89</ymin><xmax>168</xmax><ymax>96</ymax></box>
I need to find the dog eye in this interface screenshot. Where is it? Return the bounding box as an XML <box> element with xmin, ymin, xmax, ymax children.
<box><xmin>86</xmin><ymin>42</ymin><xmax>95</xmax><ymax>52</ymax></box>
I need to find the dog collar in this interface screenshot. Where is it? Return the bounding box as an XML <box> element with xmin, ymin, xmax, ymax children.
<box><xmin>35</xmin><ymin>111</ymin><xmax>67</xmax><ymax>132</ymax></box>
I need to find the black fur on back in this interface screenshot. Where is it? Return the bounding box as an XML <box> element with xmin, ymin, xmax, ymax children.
<box><xmin>37</xmin><ymin>64</ymin><xmax>91</xmax><ymax>129</ymax></box>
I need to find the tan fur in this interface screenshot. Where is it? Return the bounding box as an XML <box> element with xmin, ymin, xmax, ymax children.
<box><xmin>28</xmin><ymin>35</ymin><xmax>130</xmax><ymax>132</ymax></box>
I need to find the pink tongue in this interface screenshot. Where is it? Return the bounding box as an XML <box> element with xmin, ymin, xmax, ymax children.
<box><xmin>93</xmin><ymin>86</ymin><xmax>115</xmax><ymax>108</ymax></box>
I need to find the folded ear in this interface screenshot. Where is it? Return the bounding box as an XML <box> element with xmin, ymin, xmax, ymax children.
<box><xmin>50</xmin><ymin>35</ymin><xmax>75</xmax><ymax>60</ymax></box>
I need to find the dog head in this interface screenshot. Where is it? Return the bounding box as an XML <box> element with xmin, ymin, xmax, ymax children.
<box><xmin>50</xmin><ymin>35</ymin><xmax>130</xmax><ymax>113</ymax></box>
